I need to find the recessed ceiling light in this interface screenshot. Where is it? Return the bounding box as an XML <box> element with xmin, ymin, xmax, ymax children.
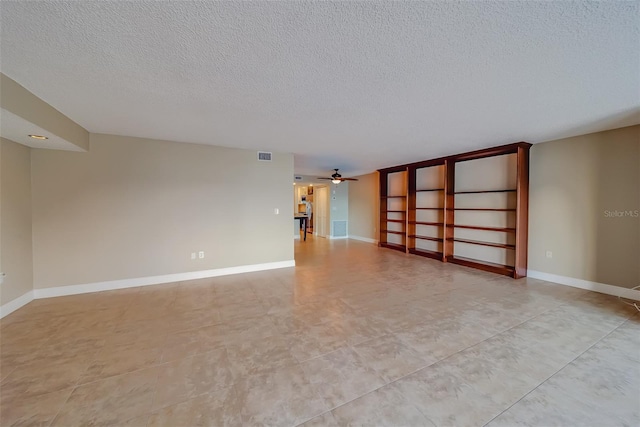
<box><xmin>29</xmin><ymin>134</ymin><xmax>48</xmax><ymax>140</ymax></box>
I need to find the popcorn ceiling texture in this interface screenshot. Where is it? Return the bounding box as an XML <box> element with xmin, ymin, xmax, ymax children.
<box><xmin>1</xmin><ymin>1</ymin><xmax>638</xmax><ymax>175</ymax></box>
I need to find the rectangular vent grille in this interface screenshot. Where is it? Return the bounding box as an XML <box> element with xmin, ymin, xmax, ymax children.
<box><xmin>332</xmin><ymin>220</ymin><xmax>348</xmax><ymax>237</ymax></box>
<box><xmin>258</xmin><ymin>151</ymin><xmax>272</xmax><ymax>161</ymax></box>
<box><xmin>294</xmin><ymin>176</ymin><xmax>303</xmax><ymax>181</ymax></box>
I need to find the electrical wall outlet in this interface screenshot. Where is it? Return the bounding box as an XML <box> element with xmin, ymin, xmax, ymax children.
<box><xmin>198</xmin><ymin>251</ymin><xmax>205</xmax><ymax>259</ymax></box>
<box><xmin>274</xmin><ymin>208</ymin><xmax>279</xmax><ymax>215</ymax></box>
<box><xmin>546</xmin><ymin>251</ymin><xmax>553</xmax><ymax>259</ymax></box>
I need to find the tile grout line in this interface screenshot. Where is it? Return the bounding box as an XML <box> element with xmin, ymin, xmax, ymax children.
<box><xmin>46</xmin><ymin>385</ymin><xmax>75</xmax><ymax>427</ymax></box>
<box><xmin>4</xmin><ymin>249</ymin><xmax>633</xmax><ymax>426</ymax></box>
<box><xmin>294</xmin><ymin>300</ymin><xmax>566</xmax><ymax>426</ymax></box>
<box><xmin>480</xmin><ymin>316</ymin><xmax>632</xmax><ymax>427</ymax></box>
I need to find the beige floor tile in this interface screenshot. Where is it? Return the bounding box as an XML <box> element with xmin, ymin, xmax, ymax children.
<box><xmin>152</xmin><ymin>349</ymin><xmax>236</xmax><ymax>411</ymax></box>
<box><xmin>106</xmin><ymin>319</ymin><xmax>171</xmax><ymax>347</ymax></box>
<box><xmin>225</xmin><ymin>334</ymin><xmax>298</xmax><ymax>377</ymax></box>
<box><xmin>2</xmin><ymin>237</ymin><xmax>637</xmax><ymax>425</ymax></box>
<box><xmin>544</xmin><ymin>343</ymin><xmax>640</xmax><ymax>425</ymax></box>
<box><xmin>300</xmin><ymin>347</ymin><xmax>385</xmax><ymax>409</ymax></box>
<box><xmin>161</xmin><ymin>324</ymin><xmax>228</xmax><ymax>362</ymax></box>
<box><xmin>396</xmin><ymin>317</ymin><xmax>496</xmax><ymax>361</ymax></box>
<box><xmin>297</xmin><ymin>411</ymin><xmax>340</xmax><ymax>426</ymax></box>
<box><xmin>329</xmin><ymin>385</ymin><xmax>436</xmax><ymax>427</ymax></box>
<box><xmin>51</xmin><ymin>367</ymin><xmax>160</xmax><ymax>426</ymax></box>
<box><xmin>282</xmin><ymin>322</ymin><xmax>350</xmax><ymax>362</ymax></box>
<box><xmin>79</xmin><ymin>339</ymin><xmax>165</xmax><ymax>384</ymax></box>
<box><xmin>0</xmin><ymin>387</ymin><xmax>72</xmax><ymax>427</ymax></box>
<box><xmin>148</xmin><ymin>387</ymin><xmax>240</xmax><ymax>426</ymax></box>
<box><xmin>1</xmin><ymin>355</ymin><xmax>92</xmax><ymax>401</ymax></box>
<box><xmin>338</xmin><ymin>314</ymin><xmax>392</xmax><ymax>346</ymax></box>
<box><xmin>217</xmin><ymin>315</ymin><xmax>280</xmax><ymax>346</ymax></box>
<box><xmin>370</xmin><ymin>304</ymin><xmax>433</xmax><ymax>333</ymax></box>
<box><xmin>441</xmin><ymin>351</ymin><xmax>541</xmax><ymax>407</ymax></box>
<box><xmin>1</xmin><ymin>335</ymin><xmax>105</xmax><ymax>371</ymax></box>
<box><xmin>218</xmin><ymin>300</ymin><xmax>267</xmax><ymax>323</ymax></box>
<box><xmin>392</xmin><ymin>363</ymin><xmax>503</xmax><ymax>427</ymax></box>
<box><xmin>352</xmin><ymin>333</ymin><xmax>435</xmax><ymax>383</ymax></box>
<box><xmin>462</xmin><ymin>335</ymin><xmax>562</xmax><ymax>383</ymax></box>
<box><xmin>232</xmin><ymin>364</ymin><xmax>330</xmax><ymax>426</ymax></box>
<box><xmin>486</xmin><ymin>380</ymin><xmax>628</xmax><ymax>427</ymax></box>
<box><xmin>167</xmin><ymin>307</ymin><xmax>224</xmax><ymax>332</ymax></box>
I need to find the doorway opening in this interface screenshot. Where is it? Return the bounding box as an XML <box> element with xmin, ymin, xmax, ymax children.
<box><xmin>293</xmin><ymin>182</ymin><xmax>329</xmax><ymax>239</ymax></box>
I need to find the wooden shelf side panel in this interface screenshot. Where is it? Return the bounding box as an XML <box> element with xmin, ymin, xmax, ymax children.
<box><xmin>443</xmin><ymin>159</ymin><xmax>455</xmax><ymax>260</ymax></box>
<box><xmin>514</xmin><ymin>144</ymin><xmax>531</xmax><ymax>278</ymax></box>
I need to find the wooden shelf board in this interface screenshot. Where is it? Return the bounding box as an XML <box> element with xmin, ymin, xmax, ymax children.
<box><xmin>450</xmin><ymin>208</ymin><xmax>516</xmax><ymax>212</ymax></box>
<box><xmin>381</xmin><ymin>195</ymin><xmax>407</xmax><ymax>199</ymax></box>
<box><xmin>414</xmin><ymin>207</ymin><xmax>443</xmax><ymax>210</ymax></box>
<box><xmin>416</xmin><ymin>188</ymin><xmax>444</xmax><ymax>192</ymax></box>
<box><xmin>447</xmin><ymin>256</ymin><xmax>515</xmax><ymax>277</ymax></box>
<box><xmin>386</xmin><ymin>219</ymin><xmax>405</xmax><ymax>223</ymax></box>
<box><xmin>409</xmin><ymin>248</ymin><xmax>443</xmax><ymax>260</ymax></box>
<box><xmin>383</xmin><ymin>210</ymin><xmax>407</xmax><ymax>213</ymax></box>
<box><xmin>382</xmin><ymin>230</ymin><xmax>406</xmax><ymax>235</ymax></box>
<box><xmin>409</xmin><ymin>221</ymin><xmax>444</xmax><ymax>226</ymax></box>
<box><xmin>409</xmin><ymin>235</ymin><xmax>443</xmax><ymax>242</ymax></box>
<box><xmin>452</xmin><ymin>224</ymin><xmax>516</xmax><ymax>232</ymax></box>
<box><xmin>450</xmin><ymin>238</ymin><xmax>515</xmax><ymax>249</ymax></box>
<box><xmin>454</xmin><ymin>189</ymin><xmax>517</xmax><ymax>194</ymax></box>
<box><xmin>380</xmin><ymin>243</ymin><xmax>406</xmax><ymax>252</ymax></box>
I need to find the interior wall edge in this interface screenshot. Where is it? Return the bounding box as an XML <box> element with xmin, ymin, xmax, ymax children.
<box><xmin>32</xmin><ymin>260</ymin><xmax>295</xmax><ymax>299</ymax></box>
<box><xmin>528</xmin><ymin>269</ymin><xmax>640</xmax><ymax>301</ymax></box>
<box><xmin>0</xmin><ymin>290</ymin><xmax>34</xmax><ymax>319</ymax></box>
<box><xmin>1</xmin><ymin>260</ymin><xmax>296</xmax><ymax>318</ymax></box>
<box><xmin>348</xmin><ymin>236</ymin><xmax>378</xmax><ymax>244</ymax></box>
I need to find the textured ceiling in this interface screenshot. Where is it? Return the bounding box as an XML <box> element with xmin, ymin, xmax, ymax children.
<box><xmin>1</xmin><ymin>1</ymin><xmax>638</xmax><ymax>176</ymax></box>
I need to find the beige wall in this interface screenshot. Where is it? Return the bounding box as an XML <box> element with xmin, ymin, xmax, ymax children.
<box><xmin>348</xmin><ymin>172</ymin><xmax>379</xmax><ymax>241</ymax></box>
<box><xmin>31</xmin><ymin>133</ymin><xmax>294</xmax><ymax>289</ymax></box>
<box><xmin>1</xmin><ymin>138</ymin><xmax>33</xmax><ymax>305</ymax></box>
<box><xmin>529</xmin><ymin>125</ymin><xmax>640</xmax><ymax>288</ymax></box>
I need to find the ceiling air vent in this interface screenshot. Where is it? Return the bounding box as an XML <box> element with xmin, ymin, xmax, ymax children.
<box><xmin>257</xmin><ymin>151</ymin><xmax>272</xmax><ymax>161</ymax></box>
<box><xmin>294</xmin><ymin>176</ymin><xmax>303</xmax><ymax>181</ymax></box>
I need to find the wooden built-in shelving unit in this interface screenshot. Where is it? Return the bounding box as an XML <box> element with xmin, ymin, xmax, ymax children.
<box><xmin>378</xmin><ymin>142</ymin><xmax>531</xmax><ymax>278</ymax></box>
<box><xmin>379</xmin><ymin>166</ymin><xmax>408</xmax><ymax>253</ymax></box>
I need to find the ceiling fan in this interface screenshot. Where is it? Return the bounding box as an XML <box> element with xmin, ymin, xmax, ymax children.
<box><xmin>318</xmin><ymin>169</ymin><xmax>359</xmax><ymax>184</ymax></box>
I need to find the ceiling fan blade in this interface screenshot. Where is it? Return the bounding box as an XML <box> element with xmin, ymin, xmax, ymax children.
<box><xmin>317</xmin><ymin>177</ymin><xmax>333</xmax><ymax>180</ymax></box>
<box><xmin>340</xmin><ymin>178</ymin><xmax>359</xmax><ymax>181</ymax></box>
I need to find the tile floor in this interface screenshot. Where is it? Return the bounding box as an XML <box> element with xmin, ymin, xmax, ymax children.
<box><xmin>1</xmin><ymin>237</ymin><xmax>638</xmax><ymax>426</ymax></box>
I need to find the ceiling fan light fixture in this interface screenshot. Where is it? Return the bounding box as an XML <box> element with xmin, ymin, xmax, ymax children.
<box><xmin>332</xmin><ymin>179</ymin><xmax>341</xmax><ymax>184</ymax></box>
<box><xmin>28</xmin><ymin>134</ymin><xmax>48</xmax><ymax>140</ymax></box>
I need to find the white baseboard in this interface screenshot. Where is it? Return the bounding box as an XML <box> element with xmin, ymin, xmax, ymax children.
<box><xmin>32</xmin><ymin>260</ymin><xmax>296</xmax><ymax>300</ymax></box>
<box><xmin>348</xmin><ymin>235</ymin><xmax>378</xmax><ymax>244</ymax></box>
<box><xmin>528</xmin><ymin>270</ymin><xmax>640</xmax><ymax>301</ymax></box>
<box><xmin>0</xmin><ymin>290</ymin><xmax>34</xmax><ymax>319</ymax></box>
<box><xmin>329</xmin><ymin>235</ymin><xmax>349</xmax><ymax>240</ymax></box>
